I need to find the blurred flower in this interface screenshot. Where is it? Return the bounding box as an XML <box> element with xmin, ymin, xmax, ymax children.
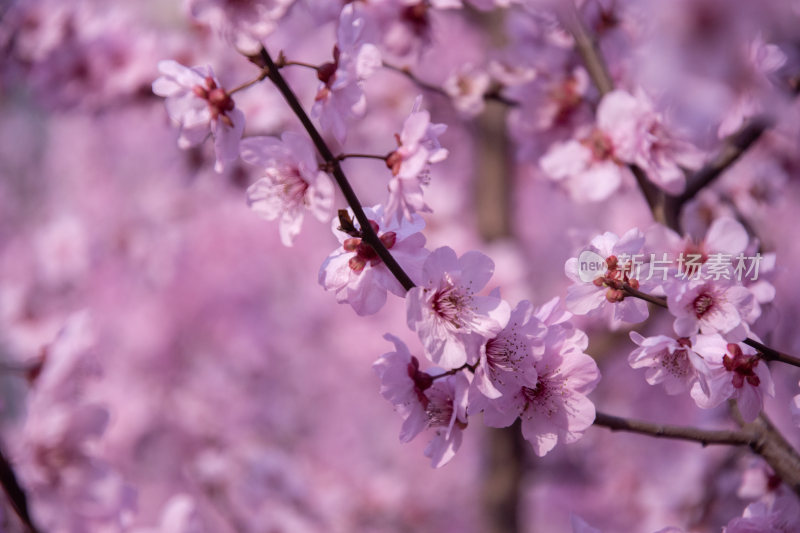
<box><xmin>241</xmin><ymin>132</ymin><xmax>334</xmax><ymax>246</ymax></box>
<box><xmin>152</xmin><ymin>60</ymin><xmax>245</xmax><ymax>172</ymax></box>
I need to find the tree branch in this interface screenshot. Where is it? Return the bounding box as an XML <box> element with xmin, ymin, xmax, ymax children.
<box><xmin>594</xmin><ymin>410</ymin><xmax>800</xmax><ymax>496</ymax></box>
<box><xmin>382</xmin><ymin>61</ymin><xmax>520</xmax><ymax>108</ymax></box>
<box><xmin>594</xmin><ymin>411</ymin><xmax>754</xmax><ymax>446</ymax></box>
<box><xmin>249</xmin><ymin>46</ymin><xmax>416</xmax><ymax>291</ymax></box>
<box><xmin>0</xmin><ymin>443</ymin><xmax>39</xmax><ymax>533</ymax></box>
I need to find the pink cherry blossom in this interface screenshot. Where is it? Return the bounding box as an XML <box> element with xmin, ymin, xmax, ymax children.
<box><xmin>628</xmin><ymin>333</ymin><xmax>703</xmax><ymax>395</ymax></box>
<box><xmin>564</xmin><ymin>228</ymin><xmax>650</xmax><ymax>324</ymax></box>
<box><xmin>690</xmin><ymin>335</ymin><xmax>774</xmax><ymax>422</ymax></box>
<box><xmin>539</xmin><ymin>130</ymin><xmax>626</xmax><ymax>203</ymax></box>
<box><xmin>384</xmin><ymin>96</ymin><xmax>449</xmax><ymax>222</ymax></box>
<box><xmin>470</xmin><ymin>319</ymin><xmax>600</xmax><ymax>457</ymax></box>
<box><xmin>666</xmin><ymin>278</ymin><xmax>753</xmax><ymax>341</ymax></box>
<box><xmin>598</xmin><ymin>89</ymin><xmax>703</xmax><ymax>194</ymax></box>
<box><xmin>312</xmin><ymin>3</ymin><xmax>382</xmax><ymax>144</ymax></box>
<box><xmin>240</xmin><ymin>132</ymin><xmax>334</xmax><ymax>247</ymax></box>
<box><xmin>152</xmin><ymin>60</ymin><xmax>245</xmax><ymax>173</ymax></box>
<box><xmin>373</xmin><ymin>335</ymin><xmax>470</xmax><ymax>468</ymax></box>
<box><xmin>471</xmin><ymin>299</ymin><xmax>543</xmax><ymax>399</ymax></box>
<box><xmin>186</xmin><ymin>0</ymin><xmax>293</xmax><ymax>52</ymax></box>
<box><xmin>318</xmin><ymin>205</ymin><xmax>429</xmax><ymax>316</ymax></box>
<box><xmin>406</xmin><ymin>247</ymin><xmax>510</xmax><ymax>369</ymax></box>
<box><xmin>444</xmin><ymin>63</ymin><xmax>491</xmax><ymax>116</ymax></box>
<box><xmin>373</xmin><ymin>334</ymin><xmax>435</xmax><ymax>443</ymax></box>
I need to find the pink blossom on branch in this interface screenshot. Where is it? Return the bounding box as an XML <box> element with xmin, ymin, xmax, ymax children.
<box><xmin>690</xmin><ymin>334</ymin><xmax>774</xmax><ymax>422</ymax></box>
<box><xmin>598</xmin><ymin>89</ymin><xmax>703</xmax><ymax>195</ymax></box>
<box><xmin>152</xmin><ymin>60</ymin><xmax>245</xmax><ymax>173</ymax></box>
<box><xmin>666</xmin><ymin>278</ymin><xmax>753</xmax><ymax>341</ymax></box>
<box><xmin>186</xmin><ymin>0</ymin><xmax>294</xmax><ymax>52</ymax></box>
<box><xmin>469</xmin><ymin>314</ymin><xmax>600</xmax><ymax>457</ymax></box>
<box><xmin>373</xmin><ymin>335</ymin><xmax>470</xmax><ymax>468</ymax></box>
<box><xmin>628</xmin><ymin>333</ymin><xmax>704</xmax><ymax>395</ymax></box>
<box><xmin>319</xmin><ymin>205</ymin><xmax>429</xmax><ymax>316</ymax></box>
<box><xmin>564</xmin><ymin>228</ymin><xmax>650</xmax><ymax>325</ymax></box>
<box><xmin>384</xmin><ymin>95</ymin><xmax>449</xmax><ymax>222</ymax></box>
<box><xmin>241</xmin><ymin>132</ymin><xmax>334</xmax><ymax>247</ymax></box>
<box><xmin>312</xmin><ymin>3</ymin><xmax>382</xmax><ymax>144</ymax></box>
<box><xmin>471</xmin><ymin>299</ymin><xmax>544</xmax><ymax>400</ymax></box>
<box><xmin>406</xmin><ymin>247</ymin><xmax>510</xmax><ymax>370</ymax></box>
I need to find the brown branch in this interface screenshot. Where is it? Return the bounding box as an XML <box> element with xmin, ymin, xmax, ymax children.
<box><xmin>249</xmin><ymin>46</ymin><xmax>416</xmax><ymax>291</ymax></box>
<box><xmin>595</xmin><ymin>411</ymin><xmax>800</xmax><ymax>496</ymax></box>
<box><xmin>382</xmin><ymin>61</ymin><xmax>520</xmax><ymax>108</ymax></box>
<box><xmin>0</xmin><ymin>442</ymin><xmax>40</xmax><ymax>533</ymax></box>
<box><xmin>730</xmin><ymin>405</ymin><xmax>800</xmax><ymax>496</ymax></box>
<box><xmin>678</xmin><ymin>117</ymin><xmax>773</xmax><ymax>204</ymax></box>
<box><xmin>594</xmin><ymin>411</ymin><xmax>754</xmax><ymax>446</ymax></box>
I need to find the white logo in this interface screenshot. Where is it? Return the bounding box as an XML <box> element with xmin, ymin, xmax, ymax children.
<box><xmin>577</xmin><ymin>250</ymin><xmax>606</xmax><ymax>282</ymax></box>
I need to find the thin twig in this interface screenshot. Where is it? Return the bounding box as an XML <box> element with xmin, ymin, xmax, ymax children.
<box><xmin>227</xmin><ymin>69</ymin><xmax>270</xmax><ymax>95</ymax></box>
<box><xmin>336</xmin><ymin>152</ymin><xmax>389</xmax><ymax>162</ymax></box>
<box><xmin>250</xmin><ymin>46</ymin><xmax>416</xmax><ymax>291</ymax></box>
<box><xmin>0</xmin><ymin>442</ymin><xmax>40</xmax><ymax>533</ymax></box>
<box><xmin>594</xmin><ymin>411</ymin><xmax>754</xmax><ymax>447</ymax></box>
<box><xmin>382</xmin><ymin>61</ymin><xmax>520</xmax><ymax>107</ymax></box>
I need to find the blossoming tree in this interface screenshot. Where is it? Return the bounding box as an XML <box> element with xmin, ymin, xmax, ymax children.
<box><xmin>2</xmin><ymin>0</ymin><xmax>800</xmax><ymax>532</ymax></box>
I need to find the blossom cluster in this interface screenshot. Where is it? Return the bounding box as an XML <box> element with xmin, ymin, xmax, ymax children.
<box><xmin>3</xmin><ymin>0</ymin><xmax>800</xmax><ymax>532</ymax></box>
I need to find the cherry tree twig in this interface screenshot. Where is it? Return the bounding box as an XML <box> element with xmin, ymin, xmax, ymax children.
<box><xmin>381</xmin><ymin>61</ymin><xmax>520</xmax><ymax>108</ymax></box>
<box><xmin>248</xmin><ymin>46</ymin><xmax>416</xmax><ymax>291</ymax></box>
<box><xmin>594</xmin><ymin>411</ymin><xmax>754</xmax><ymax>446</ymax></box>
<box><xmin>0</xmin><ymin>442</ymin><xmax>40</xmax><ymax>533</ymax></box>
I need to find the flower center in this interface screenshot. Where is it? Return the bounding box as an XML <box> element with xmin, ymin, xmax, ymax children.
<box><xmin>193</xmin><ymin>76</ymin><xmax>234</xmax><ymax>126</ymax></box>
<box><xmin>431</xmin><ymin>279</ymin><xmax>469</xmax><ymax>329</ymax></box>
<box><xmin>692</xmin><ymin>292</ymin><xmax>715</xmax><ymax>318</ymax></box>
<box><xmin>723</xmin><ymin>343</ymin><xmax>760</xmax><ymax>388</ymax></box>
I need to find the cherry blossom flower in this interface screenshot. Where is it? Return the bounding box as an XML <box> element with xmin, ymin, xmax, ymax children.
<box><xmin>312</xmin><ymin>3</ymin><xmax>382</xmax><ymax>144</ymax></box>
<box><xmin>406</xmin><ymin>247</ymin><xmax>510</xmax><ymax>369</ymax></box>
<box><xmin>470</xmin><ymin>318</ymin><xmax>600</xmax><ymax>456</ymax></box>
<box><xmin>152</xmin><ymin>60</ymin><xmax>245</xmax><ymax>173</ymax></box>
<box><xmin>539</xmin><ymin>128</ymin><xmax>626</xmax><ymax>203</ymax></box>
<box><xmin>690</xmin><ymin>335</ymin><xmax>774</xmax><ymax>422</ymax></box>
<box><xmin>471</xmin><ymin>299</ymin><xmax>544</xmax><ymax>399</ymax></box>
<box><xmin>373</xmin><ymin>334</ymin><xmax>435</xmax><ymax>443</ymax></box>
<box><xmin>444</xmin><ymin>63</ymin><xmax>491</xmax><ymax>116</ymax></box>
<box><xmin>564</xmin><ymin>228</ymin><xmax>650</xmax><ymax>324</ymax></box>
<box><xmin>384</xmin><ymin>95</ymin><xmax>449</xmax><ymax>222</ymax></box>
<box><xmin>628</xmin><ymin>333</ymin><xmax>704</xmax><ymax>395</ymax></box>
<box><xmin>644</xmin><ymin>215</ymin><xmax>750</xmax><ymax>287</ymax></box>
<box><xmin>598</xmin><ymin>89</ymin><xmax>703</xmax><ymax>194</ymax></box>
<box><xmin>666</xmin><ymin>278</ymin><xmax>753</xmax><ymax>341</ymax></box>
<box><xmin>240</xmin><ymin>132</ymin><xmax>334</xmax><ymax>246</ymax></box>
<box><xmin>319</xmin><ymin>205</ymin><xmax>429</xmax><ymax>316</ymax></box>
<box><xmin>185</xmin><ymin>0</ymin><xmax>293</xmax><ymax>52</ymax></box>
<box><xmin>373</xmin><ymin>335</ymin><xmax>470</xmax><ymax>467</ymax></box>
